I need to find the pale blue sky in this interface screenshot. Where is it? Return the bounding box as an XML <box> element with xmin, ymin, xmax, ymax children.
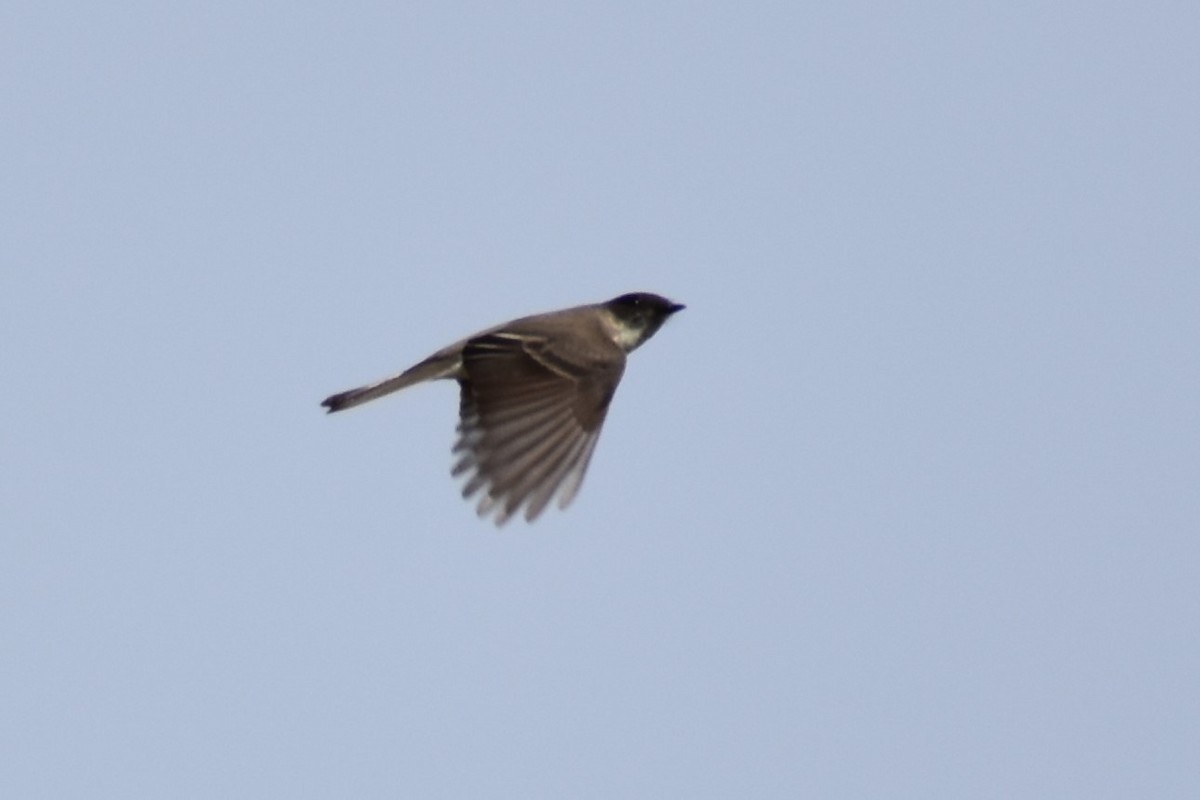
<box><xmin>3</xmin><ymin>2</ymin><xmax>1198</xmax><ymax>797</ymax></box>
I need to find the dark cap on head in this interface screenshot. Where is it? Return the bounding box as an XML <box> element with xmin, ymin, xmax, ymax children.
<box><xmin>606</xmin><ymin>292</ymin><xmax>685</xmax><ymax>318</ymax></box>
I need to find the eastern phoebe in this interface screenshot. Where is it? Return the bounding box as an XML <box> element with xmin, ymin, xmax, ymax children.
<box><xmin>322</xmin><ymin>292</ymin><xmax>684</xmax><ymax>525</ymax></box>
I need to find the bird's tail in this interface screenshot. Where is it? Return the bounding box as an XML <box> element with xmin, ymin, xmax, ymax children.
<box><xmin>321</xmin><ymin>377</ymin><xmax>407</xmax><ymax>412</ymax></box>
<box><xmin>321</xmin><ymin>353</ymin><xmax>460</xmax><ymax>413</ymax></box>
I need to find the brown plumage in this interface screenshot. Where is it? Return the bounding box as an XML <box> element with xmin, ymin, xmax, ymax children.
<box><xmin>322</xmin><ymin>292</ymin><xmax>683</xmax><ymax>525</ymax></box>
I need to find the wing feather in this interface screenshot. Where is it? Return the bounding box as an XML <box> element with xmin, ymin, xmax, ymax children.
<box><xmin>452</xmin><ymin>331</ymin><xmax>624</xmax><ymax>524</ymax></box>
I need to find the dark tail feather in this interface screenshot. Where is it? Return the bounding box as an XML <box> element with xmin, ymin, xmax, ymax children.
<box><xmin>320</xmin><ymin>353</ymin><xmax>460</xmax><ymax>413</ymax></box>
<box><xmin>321</xmin><ymin>387</ymin><xmax>374</xmax><ymax>413</ymax></box>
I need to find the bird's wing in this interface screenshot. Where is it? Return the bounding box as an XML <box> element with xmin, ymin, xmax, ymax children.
<box><xmin>452</xmin><ymin>332</ymin><xmax>625</xmax><ymax>524</ymax></box>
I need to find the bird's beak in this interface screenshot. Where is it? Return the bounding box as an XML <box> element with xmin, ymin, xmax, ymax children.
<box><xmin>668</xmin><ymin>302</ymin><xmax>686</xmax><ymax>314</ymax></box>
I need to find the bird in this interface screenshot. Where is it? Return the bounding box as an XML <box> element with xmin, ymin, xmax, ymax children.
<box><xmin>321</xmin><ymin>292</ymin><xmax>684</xmax><ymax>525</ymax></box>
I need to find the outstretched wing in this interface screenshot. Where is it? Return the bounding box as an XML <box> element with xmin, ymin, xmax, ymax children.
<box><xmin>452</xmin><ymin>332</ymin><xmax>625</xmax><ymax>525</ymax></box>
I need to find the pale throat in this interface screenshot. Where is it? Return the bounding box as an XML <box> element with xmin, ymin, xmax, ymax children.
<box><xmin>603</xmin><ymin>313</ymin><xmax>649</xmax><ymax>352</ymax></box>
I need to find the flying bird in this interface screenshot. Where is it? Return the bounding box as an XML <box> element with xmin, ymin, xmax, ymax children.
<box><xmin>321</xmin><ymin>292</ymin><xmax>684</xmax><ymax>525</ymax></box>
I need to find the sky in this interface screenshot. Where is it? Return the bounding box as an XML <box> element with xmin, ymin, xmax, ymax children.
<box><xmin>3</xmin><ymin>2</ymin><xmax>1198</xmax><ymax>797</ymax></box>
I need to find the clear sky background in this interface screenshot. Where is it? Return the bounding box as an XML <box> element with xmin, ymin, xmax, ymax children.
<box><xmin>3</xmin><ymin>3</ymin><xmax>1198</xmax><ymax>797</ymax></box>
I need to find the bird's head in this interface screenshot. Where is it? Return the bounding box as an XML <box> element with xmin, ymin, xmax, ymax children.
<box><xmin>602</xmin><ymin>292</ymin><xmax>685</xmax><ymax>352</ymax></box>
